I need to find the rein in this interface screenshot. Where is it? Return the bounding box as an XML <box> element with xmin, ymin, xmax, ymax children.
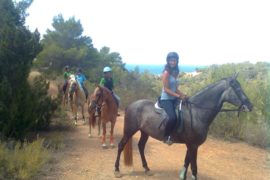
<box><xmin>186</xmin><ymin>100</ymin><xmax>242</xmax><ymax>116</ymax></box>
<box><xmin>186</xmin><ymin>100</ymin><xmax>240</xmax><ymax>112</ymax></box>
<box><xmin>186</xmin><ymin>100</ymin><xmax>243</xmax><ymax>121</ymax></box>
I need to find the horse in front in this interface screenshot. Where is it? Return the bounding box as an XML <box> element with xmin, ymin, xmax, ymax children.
<box><xmin>114</xmin><ymin>74</ymin><xmax>253</xmax><ymax>179</ymax></box>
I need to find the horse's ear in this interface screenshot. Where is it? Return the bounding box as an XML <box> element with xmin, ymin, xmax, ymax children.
<box><xmin>233</xmin><ymin>72</ymin><xmax>239</xmax><ymax>79</ymax></box>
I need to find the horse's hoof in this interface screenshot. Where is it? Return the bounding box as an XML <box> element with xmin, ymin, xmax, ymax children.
<box><xmin>88</xmin><ymin>134</ymin><xmax>92</xmax><ymax>138</ymax></box>
<box><xmin>74</xmin><ymin>122</ymin><xmax>77</xmax><ymax>126</ymax></box>
<box><xmin>101</xmin><ymin>144</ymin><xmax>107</xmax><ymax>149</ymax></box>
<box><xmin>114</xmin><ymin>171</ymin><xmax>122</xmax><ymax>178</ymax></box>
<box><xmin>145</xmin><ymin>170</ymin><xmax>153</xmax><ymax>176</ymax></box>
<box><xmin>179</xmin><ymin>167</ymin><xmax>187</xmax><ymax>180</ymax></box>
<box><xmin>191</xmin><ymin>175</ymin><xmax>197</xmax><ymax>180</ymax></box>
<box><xmin>110</xmin><ymin>143</ymin><xmax>115</xmax><ymax>148</ymax></box>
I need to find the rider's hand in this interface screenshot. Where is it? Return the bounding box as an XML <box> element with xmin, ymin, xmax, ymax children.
<box><xmin>178</xmin><ymin>94</ymin><xmax>189</xmax><ymax>103</ymax></box>
<box><xmin>183</xmin><ymin>95</ymin><xmax>189</xmax><ymax>103</ymax></box>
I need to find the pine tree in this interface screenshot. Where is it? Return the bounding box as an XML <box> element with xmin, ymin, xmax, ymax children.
<box><xmin>0</xmin><ymin>0</ymin><xmax>43</xmax><ymax>140</ymax></box>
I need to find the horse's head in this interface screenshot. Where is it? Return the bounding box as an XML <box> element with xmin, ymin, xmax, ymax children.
<box><xmin>90</xmin><ymin>85</ymin><xmax>104</xmax><ymax>109</ymax></box>
<box><xmin>68</xmin><ymin>74</ymin><xmax>77</xmax><ymax>89</ymax></box>
<box><xmin>69</xmin><ymin>78</ymin><xmax>77</xmax><ymax>92</ymax></box>
<box><xmin>225</xmin><ymin>73</ymin><xmax>253</xmax><ymax>112</ymax></box>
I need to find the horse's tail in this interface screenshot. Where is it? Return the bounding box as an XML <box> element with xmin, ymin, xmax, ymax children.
<box><xmin>87</xmin><ymin>96</ymin><xmax>96</xmax><ymax>128</ymax></box>
<box><xmin>89</xmin><ymin>114</ymin><xmax>96</xmax><ymax>128</ymax></box>
<box><xmin>88</xmin><ymin>108</ymin><xmax>96</xmax><ymax>128</ymax></box>
<box><xmin>123</xmin><ymin>137</ymin><xmax>133</xmax><ymax>166</ymax></box>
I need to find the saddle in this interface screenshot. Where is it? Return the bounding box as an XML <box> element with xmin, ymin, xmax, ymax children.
<box><xmin>154</xmin><ymin>98</ymin><xmax>184</xmax><ymax>134</ymax></box>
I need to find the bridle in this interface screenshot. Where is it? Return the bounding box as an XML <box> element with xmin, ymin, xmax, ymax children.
<box><xmin>90</xmin><ymin>87</ymin><xmax>104</xmax><ymax>110</ymax></box>
<box><xmin>180</xmin><ymin>77</ymin><xmax>251</xmax><ymax>132</ymax></box>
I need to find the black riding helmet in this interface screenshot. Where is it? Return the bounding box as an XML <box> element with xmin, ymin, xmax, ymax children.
<box><xmin>166</xmin><ymin>52</ymin><xmax>179</xmax><ymax>63</ymax></box>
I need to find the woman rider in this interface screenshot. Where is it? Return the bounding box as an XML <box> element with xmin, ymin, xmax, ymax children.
<box><xmin>160</xmin><ymin>52</ymin><xmax>188</xmax><ymax>145</ymax></box>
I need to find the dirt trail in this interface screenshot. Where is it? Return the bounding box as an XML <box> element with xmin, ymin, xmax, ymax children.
<box><xmin>37</xmin><ymin>109</ymin><xmax>270</xmax><ymax>180</ymax></box>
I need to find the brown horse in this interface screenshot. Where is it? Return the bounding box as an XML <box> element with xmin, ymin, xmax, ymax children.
<box><xmin>69</xmin><ymin>75</ymin><xmax>86</xmax><ymax>125</ymax></box>
<box><xmin>114</xmin><ymin>74</ymin><xmax>253</xmax><ymax>179</ymax></box>
<box><xmin>88</xmin><ymin>85</ymin><xmax>118</xmax><ymax>148</ymax></box>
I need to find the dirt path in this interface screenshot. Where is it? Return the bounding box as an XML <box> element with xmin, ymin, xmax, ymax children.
<box><xmin>37</xmin><ymin>109</ymin><xmax>270</xmax><ymax>180</ymax></box>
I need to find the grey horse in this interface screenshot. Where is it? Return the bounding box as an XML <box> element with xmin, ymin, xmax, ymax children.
<box><xmin>114</xmin><ymin>74</ymin><xmax>253</xmax><ymax>179</ymax></box>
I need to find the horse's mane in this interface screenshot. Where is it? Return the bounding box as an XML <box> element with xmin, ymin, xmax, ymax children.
<box><xmin>100</xmin><ymin>86</ymin><xmax>112</xmax><ymax>94</ymax></box>
<box><xmin>191</xmin><ymin>77</ymin><xmax>228</xmax><ymax>99</ymax></box>
<box><xmin>97</xmin><ymin>86</ymin><xmax>115</xmax><ymax>101</ymax></box>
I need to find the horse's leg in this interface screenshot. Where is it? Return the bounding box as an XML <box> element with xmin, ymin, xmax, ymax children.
<box><xmin>64</xmin><ymin>92</ymin><xmax>68</xmax><ymax>106</ymax></box>
<box><xmin>138</xmin><ymin>131</ymin><xmax>152</xmax><ymax>176</ymax></box>
<box><xmin>179</xmin><ymin>145</ymin><xmax>191</xmax><ymax>180</ymax></box>
<box><xmin>81</xmin><ymin>105</ymin><xmax>85</xmax><ymax>124</ymax></box>
<box><xmin>62</xmin><ymin>93</ymin><xmax>65</xmax><ymax>106</ymax></box>
<box><xmin>61</xmin><ymin>89</ymin><xmax>66</xmax><ymax>107</ymax></box>
<box><xmin>180</xmin><ymin>144</ymin><xmax>198</xmax><ymax>180</ymax></box>
<box><xmin>74</xmin><ymin>104</ymin><xmax>78</xmax><ymax>125</ymax></box>
<box><xmin>109</xmin><ymin>120</ymin><xmax>116</xmax><ymax>147</ymax></box>
<box><xmin>70</xmin><ymin>101</ymin><xmax>75</xmax><ymax>121</ymax></box>
<box><xmin>98</xmin><ymin>116</ymin><xmax>101</xmax><ymax>136</ymax></box>
<box><xmin>114</xmin><ymin>135</ymin><xmax>129</xmax><ymax>177</ymax></box>
<box><xmin>189</xmin><ymin>145</ymin><xmax>198</xmax><ymax>180</ymax></box>
<box><xmin>88</xmin><ymin>116</ymin><xmax>92</xmax><ymax>137</ymax></box>
<box><xmin>64</xmin><ymin>94</ymin><xmax>67</xmax><ymax>106</ymax></box>
<box><xmin>101</xmin><ymin>121</ymin><xmax>107</xmax><ymax>148</ymax></box>
<box><xmin>69</xmin><ymin>99</ymin><xmax>73</xmax><ymax>113</ymax></box>
<box><xmin>114</xmin><ymin>132</ymin><xmax>135</xmax><ymax>178</ymax></box>
<box><xmin>88</xmin><ymin>109</ymin><xmax>96</xmax><ymax>137</ymax></box>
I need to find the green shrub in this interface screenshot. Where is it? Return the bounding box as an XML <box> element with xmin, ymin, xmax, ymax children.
<box><xmin>31</xmin><ymin>75</ymin><xmax>59</xmax><ymax>130</ymax></box>
<box><xmin>243</xmin><ymin>121</ymin><xmax>270</xmax><ymax>147</ymax></box>
<box><xmin>0</xmin><ymin>0</ymin><xmax>59</xmax><ymax>140</ymax></box>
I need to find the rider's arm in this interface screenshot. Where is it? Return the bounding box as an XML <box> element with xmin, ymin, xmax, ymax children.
<box><xmin>176</xmin><ymin>89</ymin><xmax>187</xmax><ymax>99</ymax></box>
<box><xmin>99</xmin><ymin>78</ymin><xmax>105</xmax><ymax>86</ymax></box>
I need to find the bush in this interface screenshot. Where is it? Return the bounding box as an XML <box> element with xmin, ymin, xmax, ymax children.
<box><xmin>0</xmin><ymin>74</ymin><xmax>59</xmax><ymax>140</ymax></box>
<box><xmin>30</xmin><ymin>75</ymin><xmax>59</xmax><ymax>130</ymax></box>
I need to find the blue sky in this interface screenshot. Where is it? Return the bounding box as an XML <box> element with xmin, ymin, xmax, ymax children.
<box><xmin>25</xmin><ymin>0</ymin><xmax>270</xmax><ymax>65</ymax></box>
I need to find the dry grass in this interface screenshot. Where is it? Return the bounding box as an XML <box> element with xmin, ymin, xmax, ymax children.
<box><xmin>0</xmin><ymin>139</ymin><xmax>50</xmax><ymax>179</ymax></box>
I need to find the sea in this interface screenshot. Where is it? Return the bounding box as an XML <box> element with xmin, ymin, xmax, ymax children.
<box><xmin>125</xmin><ymin>64</ymin><xmax>206</xmax><ymax>75</ymax></box>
